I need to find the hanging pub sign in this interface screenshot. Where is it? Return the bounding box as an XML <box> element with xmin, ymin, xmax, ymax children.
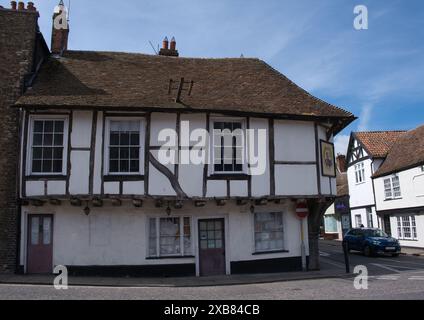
<box><xmin>320</xmin><ymin>140</ymin><xmax>336</xmax><ymax>177</ymax></box>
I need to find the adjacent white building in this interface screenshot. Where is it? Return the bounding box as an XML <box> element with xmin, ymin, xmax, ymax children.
<box><xmin>373</xmin><ymin>125</ymin><xmax>424</xmax><ymax>249</ymax></box>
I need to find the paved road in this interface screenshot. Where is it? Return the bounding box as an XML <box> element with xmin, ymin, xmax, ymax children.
<box><xmin>319</xmin><ymin>240</ymin><xmax>424</xmax><ymax>276</ymax></box>
<box><xmin>0</xmin><ymin>241</ymin><xmax>423</xmax><ymax>300</ymax></box>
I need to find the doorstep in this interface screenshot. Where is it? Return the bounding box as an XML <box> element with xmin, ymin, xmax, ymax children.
<box><xmin>0</xmin><ymin>269</ymin><xmax>352</xmax><ymax>288</ymax></box>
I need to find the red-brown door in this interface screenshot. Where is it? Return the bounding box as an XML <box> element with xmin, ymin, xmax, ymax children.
<box><xmin>198</xmin><ymin>219</ymin><xmax>226</xmax><ymax>276</ymax></box>
<box><xmin>27</xmin><ymin>215</ymin><xmax>53</xmax><ymax>274</ymax></box>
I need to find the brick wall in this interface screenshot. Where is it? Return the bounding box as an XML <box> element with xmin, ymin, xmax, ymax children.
<box><xmin>0</xmin><ymin>8</ymin><xmax>39</xmax><ymax>273</ymax></box>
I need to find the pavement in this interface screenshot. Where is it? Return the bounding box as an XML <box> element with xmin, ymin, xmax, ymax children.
<box><xmin>1</xmin><ymin>240</ymin><xmax>423</xmax><ymax>291</ymax></box>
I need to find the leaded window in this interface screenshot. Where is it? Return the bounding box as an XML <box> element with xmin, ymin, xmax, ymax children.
<box><xmin>148</xmin><ymin>217</ymin><xmax>192</xmax><ymax>257</ymax></box>
<box><xmin>254</xmin><ymin>212</ymin><xmax>284</xmax><ymax>252</ymax></box>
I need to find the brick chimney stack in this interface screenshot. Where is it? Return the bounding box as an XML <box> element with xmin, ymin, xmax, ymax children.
<box><xmin>51</xmin><ymin>0</ymin><xmax>69</xmax><ymax>55</ymax></box>
<box><xmin>159</xmin><ymin>36</ymin><xmax>179</xmax><ymax>57</ymax></box>
<box><xmin>336</xmin><ymin>154</ymin><xmax>347</xmax><ymax>173</ymax></box>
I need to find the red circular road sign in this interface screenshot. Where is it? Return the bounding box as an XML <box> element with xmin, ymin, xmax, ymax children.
<box><xmin>296</xmin><ymin>201</ymin><xmax>309</xmax><ymax>219</ymax></box>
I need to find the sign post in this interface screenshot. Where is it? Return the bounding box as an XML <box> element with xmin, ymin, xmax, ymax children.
<box><xmin>296</xmin><ymin>201</ymin><xmax>309</xmax><ymax>271</ymax></box>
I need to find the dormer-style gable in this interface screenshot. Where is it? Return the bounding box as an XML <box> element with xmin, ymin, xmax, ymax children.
<box><xmin>346</xmin><ymin>131</ymin><xmax>406</xmax><ymax>167</ymax></box>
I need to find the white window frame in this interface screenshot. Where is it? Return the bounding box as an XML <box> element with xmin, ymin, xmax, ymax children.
<box><xmin>27</xmin><ymin>115</ymin><xmax>69</xmax><ymax>176</ymax></box>
<box><xmin>147</xmin><ymin>216</ymin><xmax>193</xmax><ymax>258</ymax></box>
<box><xmin>366</xmin><ymin>207</ymin><xmax>373</xmax><ymax>228</ymax></box>
<box><xmin>210</xmin><ymin>117</ymin><xmax>247</xmax><ymax>175</ymax></box>
<box><xmin>355</xmin><ymin>214</ymin><xmax>362</xmax><ymax>227</ymax></box>
<box><xmin>252</xmin><ymin>211</ymin><xmax>285</xmax><ymax>253</ymax></box>
<box><xmin>384</xmin><ymin>175</ymin><xmax>402</xmax><ymax>200</ymax></box>
<box><xmin>354</xmin><ymin>162</ymin><xmax>365</xmax><ymax>184</ymax></box>
<box><xmin>104</xmin><ymin>117</ymin><xmax>145</xmax><ymax>175</ymax></box>
<box><xmin>396</xmin><ymin>215</ymin><xmax>417</xmax><ymax>240</ymax></box>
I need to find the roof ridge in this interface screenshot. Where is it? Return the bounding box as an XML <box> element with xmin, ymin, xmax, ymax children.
<box><xmin>63</xmin><ymin>50</ymin><xmax>261</xmax><ymax>61</ymax></box>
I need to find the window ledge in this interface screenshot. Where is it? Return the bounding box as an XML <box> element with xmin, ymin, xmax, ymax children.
<box><xmin>26</xmin><ymin>175</ymin><xmax>67</xmax><ymax>180</ymax></box>
<box><xmin>104</xmin><ymin>175</ymin><xmax>144</xmax><ymax>182</ymax></box>
<box><xmin>252</xmin><ymin>250</ymin><xmax>289</xmax><ymax>256</ymax></box>
<box><xmin>146</xmin><ymin>255</ymin><xmax>195</xmax><ymax>260</ymax></box>
<box><xmin>208</xmin><ymin>174</ymin><xmax>249</xmax><ymax>180</ymax></box>
<box><xmin>398</xmin><ymin>239</ymin><xmax>418</xmax><ymax>242</ymax></box>
<box><xmin>384</xmin><ymin>197</ymin><xmax>402</xmax><ymax>201</ymax></box>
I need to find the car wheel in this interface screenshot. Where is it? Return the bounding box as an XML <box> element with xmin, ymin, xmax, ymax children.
<box><xmin>364</xmin><ymin>245</ymin><xmax>372</xmax><ymax>257</ymax></box>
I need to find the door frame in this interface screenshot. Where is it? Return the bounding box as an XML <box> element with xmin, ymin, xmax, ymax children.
<box><xmin>26</xmin><ymin>213</ymin><xmax>54</xmax><ymax>274</ymax></box>
<box><xmin>194</xmin><ymin>214</ymin><xmax>230</xmax><ymax>276</ymax></box>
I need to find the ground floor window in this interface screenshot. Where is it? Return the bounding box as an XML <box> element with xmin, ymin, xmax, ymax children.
<box><xmin>366</xmin><ymin>207</ymin><xmax>373</xmax><ymax>228</ymax></box>
<box><xmin>254</xmin><ymin>212</ymin><xmax>284</xmax><ymax>252</ymax></box>
<box><xmin>355</xmin><ymin>214</ymin><xmax>362</xmax><ymax>227</ymax></box>
<box><xmin>148</xmin><ymin>217</ymin><xmax>192</xmax><ymax>257</ymax></box>
<box><xmin>324</xmin><ymin>215</ymin><xmax>338</xmax><ymax>233</ymax></box>
<box><xmin>396</xmin><ymin>215</ymin><xmax>417</xmax><ymax>240</ymax></box>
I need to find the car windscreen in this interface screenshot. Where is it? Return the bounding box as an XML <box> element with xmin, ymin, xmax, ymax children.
<box><xmin>363</xmin><ymin>229</ymin><xmax>388</xmax><ymax>237</ymax></box>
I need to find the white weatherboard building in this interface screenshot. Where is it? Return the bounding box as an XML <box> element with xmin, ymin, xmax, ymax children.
<box><xmin>372</xmin><ymin>125</ymin><xmax>424</xmax><ymax>249</ymax></box>
<box><xmin>13</xmin><ymin>3</ymin><xmax>355</xmax><ymax>276</ymax></box>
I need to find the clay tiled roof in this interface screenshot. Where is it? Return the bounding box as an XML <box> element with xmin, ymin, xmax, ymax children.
<box><xmin>355</xmin><ymin>131</ymin><xmax>406</xmax><ymax>158</ymax></box>
<box><xmin>16</xmin><ymin>51</ymin><xmax>354</xmax><ymax>123</ymax></box>
<box><xmin>373</xmin><ymin>125</ymin><xmax>424</xmax><ymax>178</ymax></box>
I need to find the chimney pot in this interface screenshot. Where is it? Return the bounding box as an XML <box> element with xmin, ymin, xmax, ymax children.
<box><xmin>27</xmin><ymin>2</ymin><xmax>35</xmax><ymax>10</ymax></box>
<box><xmin>10</xmin><ymin>1</ymin><xmax>17</xmax><ymax>10</ymax></box>
<box><xmin>162</xmin><ymin>36</ymin><xmax>169</xmax><ymax>50</ymax></box>
<box><xmin>170</xmin><ymin>37</ymin><xmax>176</xmax><ymax>51</ymax></box>
<box><xmin>17</xmin><ymin>1</ymin><xmax>24</xmax><ymax>10</ymax></box>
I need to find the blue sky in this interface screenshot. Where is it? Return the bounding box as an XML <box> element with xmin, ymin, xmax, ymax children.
<box><xmin>4</xmin><ymin>0</ymin><xmax>423</xmax><ymax>154</ymax></box>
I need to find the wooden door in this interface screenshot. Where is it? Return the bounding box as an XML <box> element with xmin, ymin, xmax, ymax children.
<box><xmin>27</xmin><ymin>215</ymin><xmax>53</xmax><ymax>274</ymax></box>
<box><xmin>198</xmin><ymin>219</ymin><xmax>225</xmax><ymax>276</ymax></box>
<box><xmin>383</xmin><ymin>215</ymin><xmax>392</xmax><ymax>236</ymax></box>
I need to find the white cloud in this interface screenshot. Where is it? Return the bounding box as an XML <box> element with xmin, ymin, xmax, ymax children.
<box><xmin>334</xmin><ymin>134</ymin><xmax>350</xmax><ymax>156</ymax></box>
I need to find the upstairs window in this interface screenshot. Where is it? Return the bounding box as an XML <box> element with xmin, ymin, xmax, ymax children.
<box><xmin>212</xmin><ymin>121</ymin><xmax>245</xmax><ymax>173</ymax></box>
<box><xmin>29</xmin><ymin>118</ymin><xmax>67</xmax><ymax>175</ymax></box>
<box><xmin>384</xmin><ymin>175</ymin><xmax>401</xmax><ymax>200</ymax></box>
<box><xmin>106</xmin><ymin>119</ymin><xmax>143</xmax><ymax>175</ymax></box>
<box><xmin>354</xmin><ymin>162</ymin><xmax>365</xmax><ymax>183</ymax></box>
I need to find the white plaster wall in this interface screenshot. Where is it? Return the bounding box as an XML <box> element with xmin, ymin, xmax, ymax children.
<box><xmin>148</xmin><ymin>150</ymin><xmax>176</xmax><ymax>196</ymax></box>
<box><xmin>275</xmin><ymin>164</ymin><xmax>317</xmax><ymax>195</ymax></box>
<box><xmin>20</xmin><ymin>200</ymin><xmax>307</xmax><ymax>268</ymax></box>
<box><xmin>375</xmin><ymin>166</ymin><xmax>424</xmax><ymax>211</ymax></box>
<box><xmin>71</xmin><ymin>111</ymin><xmax>93</xmax><ymax>148</ymax></box>
<box><xmin>69</xmin><ymin>151</ymin><xmax>90</xmax><ymax>195</ymax></box>
<box><xmin>47</xmin><ymin>181</ymin><xmax>66</xmax><ymax>196</ymax></box>
<box><xmin>178</xmin><ymin>114</ymin><xmax>206</xmax><ymax>197</ymax></box>
<box><xmin>122</xmin><ymin>181</ymin><xmax>144</xmax><ymax>195</ymax></box>
<box><xmin>347</xmin><ymin>158</ymin><xmax>375</xmax><ymax>208</ymax></box>
<box><xmin>93</xmin><ymin>112</ymin><xmax>103</xmax><ymax>195</ymax></box>
<box><xmin>25</xmin><ymin>181</ymin><xmax>44</xmax><ymax>197</ymax></box>
<box><xmin>250</xmin><ymin>118</ymin><xmax>270</xmax><ymax>197</ymax></box>
<box><xmin>206</xmin><ymin>180</ymin><xmax>227</xmax><ymax>197</ymax></box>
<box><xmin>350</xmin><ymin>206</ymin><xmax>379</xmax><ymax>229</ymax></box>
<box><xmin>274</xmin><ymin>120</ymin><xmax>315</xmax><ymax>162</ymax></box>
<box><xmin>230</xmin><ymin>180</ymin><xmax>248</xmax><ymax>197</ymax></box>
<box><xmin>150</xmin><ymin>112</ymin><xmax>177</xmax><ymax>147</ymax></box>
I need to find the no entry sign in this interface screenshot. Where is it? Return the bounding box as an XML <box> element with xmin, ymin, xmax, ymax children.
<box><xmin>296</xmin><ymin>201</ymin><xmax>309</xmax><ymax>219</ymax></box>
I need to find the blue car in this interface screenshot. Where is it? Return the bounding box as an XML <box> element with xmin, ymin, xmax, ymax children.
<box><xmin>343</xmin><ymin>228</ymin><xmax>401</xmax><ymax>257</ymax></box>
